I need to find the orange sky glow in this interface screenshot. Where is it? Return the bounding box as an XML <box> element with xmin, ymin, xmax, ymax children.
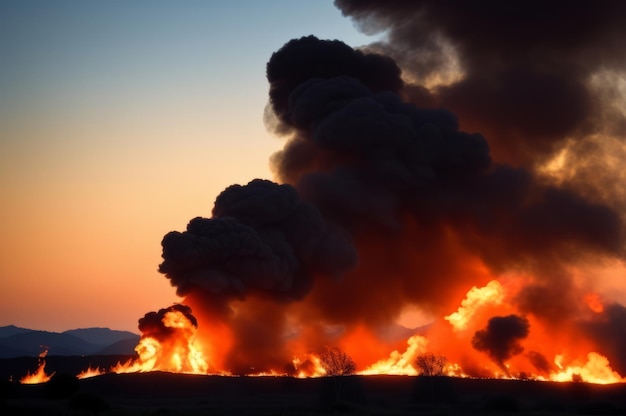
<box><xmin>0</xmin><ymin>1</ymin><xmax>374</xmax><ymax>333</ymax></box>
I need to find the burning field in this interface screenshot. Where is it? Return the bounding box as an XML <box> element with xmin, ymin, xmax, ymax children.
<box><xmin>10</xmin><ymin>0</ymin><xmax>626</xmax><ymax>394</ymax></box>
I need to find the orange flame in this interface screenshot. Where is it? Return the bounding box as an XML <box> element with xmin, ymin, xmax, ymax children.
<box><xmin>20</xmin><ymin>349</ymin><xmax>55</xmax><ymax>384</ymax></box>
<box><xmin>360</xmin><ymin>335</ymin><xmax>428</xmax><ymax>376</ymax></box>
<box><xmin>445</xmin><ymin>280</ymin><xmax>505</xmax><ymax>331</ymax></box>
<box><xmin>77</xmin><ymin>365</ymin><xmax>104</xmax><ymax>379</ymax></box>
<box><xmin>112</xmin><ymin>310</ymin><xmax>210</xmax><ymax>375</ymax></box>
<box><xmin>550</xmin><ymin>352</ymin><xmax>625</xmax><ymax>384</ymax></box>
<box><xmin>44</xmin><ymin>272</ymin><xmax>626</xmax><ymax>385</ymax></box>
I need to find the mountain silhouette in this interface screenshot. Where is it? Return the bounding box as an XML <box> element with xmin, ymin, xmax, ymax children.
<box><xmin>0</xmin><ymin>326</ymin><xmax>139</xmax><ymax>358</ymax></box>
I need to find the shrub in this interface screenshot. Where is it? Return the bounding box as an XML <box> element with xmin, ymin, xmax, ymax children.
<box><xmin>415</xmin><ymin>353</ymin><xmax>447</xmax><ymax>376</ymax></box>
<box><xmin>319</xmin><ymin>347</ymin><xmax>356</xmax><ymax>376</ymax></box>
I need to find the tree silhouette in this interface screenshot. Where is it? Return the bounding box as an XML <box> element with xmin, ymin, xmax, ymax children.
<box><xmin>320</xmin><ymin>346</ymin><xmax>356</xmax><ymax>376</ymax></box>
<box><xmin>319</xmin><ymin>346</ymin><xmax>357</xmax><ymax>405</ymax></box>
<box><xmin>415</xmin><ymin>353</ymin><xmax>447</xmax><ymax>376</ymax></box>
<box><xmin>415</xmin><ymin>353</ymin><xmax>448</xmax><ymax>403</ymax></box>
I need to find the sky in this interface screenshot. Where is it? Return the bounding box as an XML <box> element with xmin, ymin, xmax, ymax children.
<box><xmin>0</xmin><ymin>0</ymin><xmax>378</xmax><ymax>333</ymax></box>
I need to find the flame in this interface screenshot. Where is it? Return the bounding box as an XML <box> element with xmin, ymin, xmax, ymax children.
<box><xmin>549</xmin><ymin>352</ymin><xmax>625</xmax><ymax>384</ymax></box>
<box><xmin>24</xmin><ymin>273</ymin><xmax>626</xmax><ymax>385</ymax></box>
<box><xmin>112</xmin><ymin>310</ymin><xmax>210</xmax><ymax>375</ymax></box>
<box><xmin>360</xmin><ymin>335</ymin><xmax>428</xmax><ymax>375</ymax></box>
<box><xmin>20</xmin><ymin>349</ymin><xmax>55</xmax><ymax>384</ymax></box>
<box><xmin>445</xmin><ymin>280</ymin><xmax>505</xmax><ymax>331</ymax></box>
<box><xmin>292</xmin><ymin>354</ymin><xmax>326</xmax><ymax>378</ymax></box>
<box><xmin>77</xmin><ymin>365</ymin><xmax>104</xmax><ymax>379</ymax></box>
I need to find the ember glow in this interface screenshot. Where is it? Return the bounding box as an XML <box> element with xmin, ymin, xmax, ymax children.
<box><xmin>17</xmin><ymin>2</ymin><xmax>626</xmax><ymax>386</ymax></box>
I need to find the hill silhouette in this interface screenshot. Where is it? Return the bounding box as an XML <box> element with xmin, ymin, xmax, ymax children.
<box><xmin>0</xmin><ymin>326</ymin><xmax>139</xmax><ymax>358</ymax></box>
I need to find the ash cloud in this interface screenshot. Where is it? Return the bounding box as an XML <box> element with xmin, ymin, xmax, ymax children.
<box><xmin>265</xmin><ymin>36</ymin><xmax>623</xmax><ymax>329</ymax></box>
<box><xmin>472</xmin><ymin>315</ymin><xmax>530</xmax><ymax>372</ymax></box>
<box><xmin>334</xmin><ymin>0</ymin><xmax>626</xmax><ymax>166</ymax></box>
<box><xmin>159</xmin><ymin>179</ymin><xmax>357</xmax><ymax>302</ymax></box>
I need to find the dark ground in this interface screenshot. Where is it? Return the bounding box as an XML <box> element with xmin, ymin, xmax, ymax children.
<box><xmin>1</xmin><ymin>356</ymin><xmax>626</xmax><ymax>415</ymax></box>
<box><xmin>0</xmin><ymin>355</ymin><xmax>136</xmax><ymax>381</ymax></box>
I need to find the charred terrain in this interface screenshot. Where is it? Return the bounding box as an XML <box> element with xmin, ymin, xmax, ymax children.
<box><xmin>2</xmin><ymin>368</ymin><xmax>626</xmax><ymax>415</ymax></box>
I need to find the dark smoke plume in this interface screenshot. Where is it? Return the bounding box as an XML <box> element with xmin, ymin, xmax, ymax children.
<box><xmin>159</xmin><ymin>179</ymin><xmax>357</xmax><ymax>303</ymax></box>
<box><xmin>159</xmin><ymin>179</ymin><xmax>357</xmax><ymax>373</ymax></box>
<box><xmin>266</xmin><ymin>36</ymin><xmax>623</xmax><ymax>326</ymax></box>
<box><xmin>526</xmin><ymin>350</ymin><xmax>554</xmax><ymax>375</ymax></box>
<box><xmin>472</xmin><ymin>315</ymin><xmax>530</xmax><ymax>372</ymax></box>
<box><xmin>334</xmin><ymin>0</ymin><xmax>626</xmax><ymax>166</ymax></box>
<box><xmin>155</xmin><ymin>4</ymin><xmax>626</xmax><ymax>372</ymax></box>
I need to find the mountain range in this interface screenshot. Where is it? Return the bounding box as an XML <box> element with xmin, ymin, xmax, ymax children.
<box><xmin>0</xmin><ymin>325</ymin><xmax>139</xmax><ymax>358</ymax></box>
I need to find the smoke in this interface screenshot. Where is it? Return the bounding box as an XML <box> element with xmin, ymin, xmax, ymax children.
<box><xmin>159</xmin><ymin>179</ymin><xmax>357</xmax><ymax>303</ymax></box>
<box><xmin>334</xmin><ymin>0</ymin><xmax>626</xmax><ymax>167</ymax></box>
<box><xmin>265</xmin><ymin>36</ymin><xmax>623</xmax><ymax>326</ymax></box>
<box><xmin>526</xmin><ymin>351</ymin><xmax>554</xmax><ymax>375</ymax></box>
<box><xmin>152</xmin><ymin>3</ymin><xmax>626</xmax><ymax>374</ymax></box>
<box><xmin>158</xmin><ymin>179</ymin><xmax>357</xmax><ymax>373</ymax></box>
<box><xmin>472</xmin><ymin>315</ymin><xmax>530</xmax><ymax>372</ymax></box>
<box><xmin>138</xmin><ymin>304</ymin><xmax>197</xmax><ymax>341</ymax></box>
<box><xmin>582</xmin><ymin>303</ymin><xmax>626</xmax><ymax>375</ymax></box>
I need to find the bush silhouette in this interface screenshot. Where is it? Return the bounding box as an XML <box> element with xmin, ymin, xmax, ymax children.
<box><xmin>319</xmin><ymin>346</ymin><xmax>356</xmax><ymax>376</ymax></box>
<box><xmin>415</xmin><ymin>353</ymin><xmax>447</xmax><ymax>376</ymax></box>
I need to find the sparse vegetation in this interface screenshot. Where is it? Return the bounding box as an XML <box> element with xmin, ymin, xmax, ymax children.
<box><xmin>319</xmin><ymin>346</ymin><xmax>356</xmax><ymax>376</ymax></box>
<box><xmin>319</xmin><ymin>347</ymin><xmax>357</xmax><ymax>405</ymax></box>
<box><xmin>415</xmin><ymin>353</ymin><xmax>447</xmax><ymax>376</ymax></box>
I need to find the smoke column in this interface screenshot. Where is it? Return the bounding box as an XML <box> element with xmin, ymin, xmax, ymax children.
<box><xmin>156</xmin><ymin>2</ymin><xmax>626</xmax><ymax>375</ymax></box>
<box><xmin>472</xmin><ymin>315</ymin><xmax>530</xmax><ymax>373</ymax></box>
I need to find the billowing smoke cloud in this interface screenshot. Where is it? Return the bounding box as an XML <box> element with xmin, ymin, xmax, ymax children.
<box><xmin>159</xmin><ymin>179</ymin><xmax>357</xmax><ymax>302</ymax></box>
<box><xmin>334</xmin><ymin>0</ymin><xmax>626</xmax><ymax>166</ymax></box>
<box><xmin>154</xmin><ymin>3</ymin><xmax>626</xmax><ymax>374</ymax></box>
<box><xmin>159</xmin><ymin>179</ymin><xmax>357</xmax><ymax>373</ymax></box>
<box><xmin>138</xmin><ymin>304</ymin><xmax>197</xmax><ymax>341</ymax></box>
<box><xmin>265</xmin><ymin>36</ymin><xmax>623</xmax><ymax>326</ymax></box>
<box><xmin>472</xmin><ymin>315</ymin><xmax>530</xmax><ymax>372</ymax></box>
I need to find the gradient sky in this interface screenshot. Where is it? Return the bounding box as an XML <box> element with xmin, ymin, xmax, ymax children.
<box><xmin>0</xmin><ymin>0</ymin><xmax>378</xmax><ymax>333</ymax></box>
